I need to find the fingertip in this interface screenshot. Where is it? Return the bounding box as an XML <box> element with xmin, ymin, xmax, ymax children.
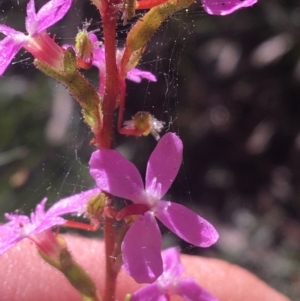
<box><xmin>0</xmin><ymin>236</ymin><xmax>291</xmax><ymax>301</ymax></box>
<box><xmin>181</xmin><ymin>255</ymin><xmax>291</xmax><ymax>301</ymax></box>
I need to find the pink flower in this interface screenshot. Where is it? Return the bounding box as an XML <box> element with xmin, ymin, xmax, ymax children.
<box><xmin>0</xmin><ymin>0</ymin><xmax>73</xmax><ymax>75</ymax></box>
<box><xmin>89</xmin><ymin>33</ymin><xmax>156</xmax><ymax>96</ymax></box>
<box><xmin>130</xmin><ymin>247</ymin><xmax>218</xmax><ymax>301</ymax></box>
<box><xmin>202</xmin><ymin>0</ymin><xmax>258</xmax><ymax>15</ymax></box>
<box><xmin>89</xmin><ymin>132</ymin><xmax>219</xmax><ymax>283</ymax></box>
<box><xmin>0</xmin><ymin>188</ymin><xmax>100</xmax><ymax>255</ymax></box>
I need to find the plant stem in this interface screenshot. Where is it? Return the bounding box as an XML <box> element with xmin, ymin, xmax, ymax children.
<box><xmin>93</xmin><ymin>1</ymin><xmax>120</xmax><ymax>300</ymax></box>
<box><xmin>103</xmin><ymin>212</ymin><xmax>118</xmax><ymax>301</ymax></box>
<box><xmin>98</xmin><ymin>9</ymin><xmax>119</xmax><ymax>149</ymax></box>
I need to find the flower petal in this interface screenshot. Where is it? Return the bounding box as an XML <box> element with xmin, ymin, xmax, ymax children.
<box><xmin>177</xmin><ymin>278</ymin><xmax>218</xmax><ymax>301</ymax></box>
<box><xmin>90</xmin><ymin>39</ymin><xmax>106</xmax><ymax>95</ymax></box>
<box><xmin>35</xmin><ymin>0</ymin><xmax>73</xmax><ymax>33</ymax></box>
<box><xmin>25</xmin><ymin>0</ymin><xmax>38</xmax><ymax>35</ymax></box>
<box><xmin>146</xmin><ymin>133</ymin><xmax>182</xmax><ymax>198</ymax></box>
<box><xmin>202</xmin><ymin>0</ymin><xmax>257</xmax><ymax>16</ymax></box>
<box><xmin>89</xmin><ymin>150</ymin><xmax>145</xmax><ymax>203</ymax></box>
<box><xmin>156</xmin><ymin>201</ymin><xmax>219</xmax><ymax>247</ymax></box>
<box><xmin>0</xmin><ymin>25</ymin><xmax>24</xmax><ymax>38</ymax></box>
<box><xmin>31</xmin><ymin>198</ymin><xmax>47</xmax><ymax>224</ymax></box>
<box><xmin>162</xmin><ymin>248</ymin><xmax>184</xmax><ymax>278</ymax></box>
<box><xmin>122</xmin><ymin>212</ymin><xmax>163</xmax><ymax>283</ymax></box>
<box><xmin>161</xmin><ymin>247</ymin><xmax>183</xmax><ymax>278</ymax></box>
<box><xmin>0</xmin><ymin>215</ymin><xmax>31</xmax><ymax>255</ymax></box>
<box><xmin>0</xmin><ymin>36</ymin><xmax>24</xmax><ymax>75</ymax></box>
<box><xmin>127</xmin><ymin>68</ymin><xmax>157</xmax><ymax>83</ymax></box>
<box><xmin>46</xmin><ymin>188</ymin><xmax>101</xmax><ymax>217</ymax></box>
<box><xmin>0</xmin><ymin>189</ymin><xmax>100</xmax><ymax>256</ymax></box>
<box><xmin>0</xmin><ymin>232</ymin><xmax>24</xmax><ymax>255</ymax></box>
<box><xmin>33</xmin><ymin>216</ymin><xmax>66</xmax><ymax>234</ymax></box>
<box><xmin>130</xmin><ymin>283</ymin><xmax>167</xmax><ymax>301</ymax></box>
<box><xmin>92</xmin><ymin>46</ymin><xmax>105</xmax><ymax>68</ymax></box>
<box><xmin>0</xmin><ymin>25</ymin><xmax>26</xmax><ymax>76</ymax></box>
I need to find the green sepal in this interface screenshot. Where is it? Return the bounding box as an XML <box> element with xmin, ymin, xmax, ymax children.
<box><xmin>34</xmin><ymin>49</ymin><xmax>102</xmax><ymax>134</ymax></box>
<box><xmin>38</xmin><ymin>240</ymin><xmax>100</xmax><ymax>301</ymax></box>
<box><xmin>127</xmin><ymin>0</ymin><xmax>194</xmax><ymax>51</ymax></box>
<box><xmin>120</xmin><ymin>47</ymin><xmax>144</xmax><ymax>80</ymax></box>
<box><xmin>121</xmin><ymin>0</ymin><xmax>193</xmax><ymax>76</ymax></box>
<box><xmin>63</xmin><ymin>47</ymin><xmax>77</xmax><ymax>74</ymax></box>
<box><xmin>75</xmin><ymin>29</ymin><xmax>93</xmax><ymax>61</ymax></box>
<box><xmin>37</xmin><ymin>233</ymin><xmax>68</xmax><ymax>270</ymax></box>
<box><xmin>59</xmin><ymin>248</ymin><xmax>99</xmax><ymax>299</ymax></box>
<box><xmin>38</xmin><ymin>248</ymin><xmax>61</xmax><ymax>270</ymax></box>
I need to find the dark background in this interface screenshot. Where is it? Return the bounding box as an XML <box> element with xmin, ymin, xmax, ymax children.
<box><xmin>0</xmin><ymin>0</ymin><xmax>299</xmax><ymax>299</ymax></box>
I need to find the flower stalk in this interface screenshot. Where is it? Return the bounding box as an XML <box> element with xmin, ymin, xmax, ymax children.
<box><xmin>92</xmin><ymin>1</ymin><xmax>121</xmax><ymax>299</ymax></box>
<box><xmin>93</xmin><ymin>0</ymin><xmax>120</xmax><ymax>149</ymax></box>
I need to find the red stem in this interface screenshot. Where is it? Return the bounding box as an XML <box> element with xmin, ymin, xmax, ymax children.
<box><xmin>98</xmin><ymin>11</ymin><xmax>119</xmax><ymax>149</ymax></box>
<box><xmin>64</xmin><ymin>220</ymin><xmax>100</xmax><ymax>231</ymax></box>
<box><xmin>94</xmin><ymin>3</ymin><xmax>120</xmax><ymax>301</ymax></box>
<box><xmin>102</xmin><ymin>30</ymin><xmax>118</xmax><ymax>301</ymax></box>
<box><xmin>103</xmin><ymin>211</ymin><xmax>117</xmax><ymax>301</ymax></box>
<box><xmin>117</xmin><ymin>81</ymin><xmax>126</xmax><ymax>133</ymax></box>
<box><xmin>136</xmin><ymin>0</ymin><xmax>169</xmax><ymax>10</ymax></box>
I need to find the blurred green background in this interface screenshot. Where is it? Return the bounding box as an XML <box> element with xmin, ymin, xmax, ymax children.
<box><xmin>0</xmin><ymin>0</ymin><xmax>299</xmax><ymax>299</ymax></box>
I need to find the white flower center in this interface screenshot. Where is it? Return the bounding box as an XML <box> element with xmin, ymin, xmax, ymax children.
<box><xmin>157</xmin><ymin>266</ymin><xmax>179</xmax><ymax>296</ymax></box>
<box><xmin>144</xmin><ymin>177</ymin><xmax>162</xmax><ymax>208</ymax></box>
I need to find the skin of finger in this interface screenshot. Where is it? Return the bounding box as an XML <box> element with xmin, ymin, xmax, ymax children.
<box><xmin>0</xmin><ymin>235</ymin><xmax>291</xmax><ymax>301</ymax></box>
<box><xmin>181</xmin><ymin>256</ymin><xmax>291</xmax><ymax>301</ymax></box>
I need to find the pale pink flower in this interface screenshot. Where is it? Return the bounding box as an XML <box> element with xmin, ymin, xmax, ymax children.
<box><xmin>0</xmin><ymin>188</ymin><xmax>100</xmax><ymax>255</ymax></box>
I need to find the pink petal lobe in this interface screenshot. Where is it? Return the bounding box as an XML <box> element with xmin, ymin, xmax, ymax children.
<box><xmin>25</xmin><ymin>0</ymin><xmax>38</xmax><ymax>35</ymax></box>
<box><xmin>202</xmin><ymin>0</ymin><xmax>257</xmax><ymax>15</ymax></box>
<box><xmin>0</xmin><ymin>231</ymin><xmax>24</xmax><ymax>255</ymax></box>
<box><xmin>161</xmin><ymin>247</ymin><xmax>183</xmax><ymax>277</ymax></box>
<box><xmin>0</xmin><ymin>37</ymin><xmax>24</xmax><ymax>75</ymax></box>
<box><xmin>0</xmin><ymin>25</ymin><xmax>27</xmax><ymax>75</ymax></box>
<box><xmin>46</xmin><ymin>188</ymin><xmax>101</xmax><ymax>217</ymax></box>
<box><xmin>36</xmin><ymin>0</ymin><xmax>73</xmax><ymax>33</ymax></box>
<box><xmin>32</xmin><ymin>198</ymin><xmax>47</xmax><ymax>221</ymax></box>
<box><xmin>0</xmin><ymin>25</ymin><xmax>24</xmax><ymax>38</ymax></box>
<box><xmin>130</xmin><ymin>283</ymin><xmax>167</xmax><ymax>301</ymax></box>
<box><xmin>177</xmin><ymin>278</ymin><xmax>218</xmax><ymax>301</ymax></box>
<box><xmin>122</xmin><ymin>212</ymin><xmax>163</xmax><ymax>283</ymax></box>
<box><xmin>0</xmin><ymin>216</ymin><xmax>32</xmax><ymax>255</ymax></box>
<box><xmin>156</xmin><ymin>201</ymin><xmax>219</xmax><ymax>247</ymax></box>
<box><xmin>146</xmin><ymin>133</ymin><xmax>182</xmax><ymax>198</ymax></box>
<box><xmin>127</xmin><ymin>69</ymin><xmax>157</xmax><ymax>83</ymax></box>
<box><xmin>34</xmin><ymin>216</ymin><xmax>66</xmax><ymax>234</ymax></box>
<box><xmin>89</xmin><ymin>150</ymin><xmax>144</xmax><ymax>203</ymax></box>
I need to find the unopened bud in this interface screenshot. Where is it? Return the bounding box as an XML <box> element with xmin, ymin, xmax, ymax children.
<box><xmin>86</xmin><ymin>192</ymin><xmax>107</xmax><ymax>221</ymax></box>
<box><xmin>123</xmin><ymin>111</ymin><xmax>165</xmax><ymax>140</ymax></box>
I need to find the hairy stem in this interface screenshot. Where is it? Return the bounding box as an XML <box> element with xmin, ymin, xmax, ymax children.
<box><xmin>99</xmin><ymin>10</ymin><xmax>119</xmax><ymax>149</ymax></box>
<box><xmin>93</xmin><ymin>1</ymin><xmax>120</xmax><ymax>300</ymax></box>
